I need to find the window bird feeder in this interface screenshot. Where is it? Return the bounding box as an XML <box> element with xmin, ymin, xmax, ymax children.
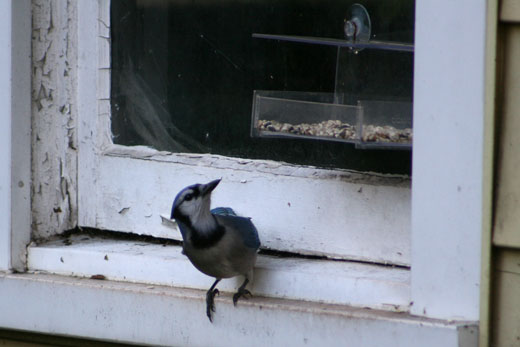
<box><xmin>251</xmin><ymin>4</ymin><xmax>414</xmax><ymax>150</ymax></box>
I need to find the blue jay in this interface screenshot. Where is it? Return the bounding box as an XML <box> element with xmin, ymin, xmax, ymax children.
<box><xmin>170</xmin><ymin>179</ymin><xmax>261</xmax><ymax>322</ymax></box>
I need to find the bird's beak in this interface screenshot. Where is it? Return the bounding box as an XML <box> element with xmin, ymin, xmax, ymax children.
<box><xmin>201</xmin><ymin>179</ymin><xmax>221</xmax><ymax>196</ymax></box>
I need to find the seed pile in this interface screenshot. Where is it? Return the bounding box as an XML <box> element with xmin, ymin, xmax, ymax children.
<box><xmin>258</xmin><ymin>119</ymin><xmax>412</xmax><ymax>144</ymax></box>
<box><xmin>362</xmin><ymin>125</ymin><xmax>413</xmax><ymax>143</ymax></box>
<box><xmin>257</xmin><ymin>119</ymin><xmax>357</xmax><ymax>140</ymax></box>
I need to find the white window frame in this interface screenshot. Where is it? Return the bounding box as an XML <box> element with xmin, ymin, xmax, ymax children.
<box><xmin>411</xmin><ymin>0</ymin><xmax>492</xmax><ymax>321</ymax></box>
<box><xmin>75</xmin><ymin>0</ymin><xmax>489</xmax><ymax>320</ymax></box>
<box><xmin>0</xmin><ymin>0</ymin><xmax>12</xmax><ymax>272</ymax></box>
<box><xmin>0</xmin><ymin>0</ymin><xmax>494</xmax><ymax>344</ymax></box>
<box><xmin>78</xmin><ymin>1</ymin><xmax>412</xmax><ymax>266</ymax></box>
<box><xmin>48</xmin><ymin>0</ymin><xmax>408</xmax><ymax>313</ymax></box>
<box><xmin>0</xmin><ymin>0</ymin><xmax>31</xmax><ymax>272</ymax></box>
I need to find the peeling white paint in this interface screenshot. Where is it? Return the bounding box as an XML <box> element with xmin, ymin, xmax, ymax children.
<box><xmin>105</xmin><ymin>144</ymin><xmax>410</xmax><ymax>187</ymax></box>
<box><xmin>31</xmin><ymin>0</ymin><xmax>78</xmax><ymax>238</ymax></box>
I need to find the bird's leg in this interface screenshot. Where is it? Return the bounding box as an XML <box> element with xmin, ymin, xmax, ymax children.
<box><xmin>233</xmin><ymin>277</ymin><xmax>252</xmax><ymax>306</ymax></box>
<box><xmin>206</xmin><ymin>278</ymin><xmax>221</xmax><ymax>322</ymax></box>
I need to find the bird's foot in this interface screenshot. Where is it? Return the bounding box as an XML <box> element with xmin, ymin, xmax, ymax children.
<box><xmin>233</xmin><ymin>287</ymin><xmax>252</xmax><ymax>306</ymax></box>
<box><xmin>206</xmin><ymin>288</ymin><xmax>219</xmax><ymax>322</ymax></box>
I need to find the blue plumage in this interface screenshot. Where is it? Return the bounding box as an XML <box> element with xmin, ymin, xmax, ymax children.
<box><xmin>170</xmin><ymin>179</ymin><xmax>260</xmax><ymax>322</ymax></box>
<box><xmin>210</xmin><ymin>206</ymin><xmax>236</xmax><ymax>216</ymax></box>
<box><xmin>215</xmin><ymin>214</ymin><xmax>261</xmax><ymax>249</ymax></box>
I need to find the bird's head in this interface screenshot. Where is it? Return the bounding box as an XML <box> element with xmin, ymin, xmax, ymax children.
<box><xmin>171</xmin><ymin>179</ymin><xmax>221</xmax><ymax>222</ymax></box>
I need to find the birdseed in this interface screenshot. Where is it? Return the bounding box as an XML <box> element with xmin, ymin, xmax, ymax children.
<box><xmin>257</xmin><ymin>119</ymin><xmax>412</xmax><ymax>143</ymax></box>
<box><xmin>257</xmin><ymin>119</ymin><xmax>357</xmax><ymax>140</ymax></box>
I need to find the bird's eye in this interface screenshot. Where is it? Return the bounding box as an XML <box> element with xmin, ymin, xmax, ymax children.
<box><xmin>184</xmin><ymin>193</ymin><xmax>193</xmax><ymax>201</ymax></box>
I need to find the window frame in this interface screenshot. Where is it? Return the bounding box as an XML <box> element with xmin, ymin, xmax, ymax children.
<box><xmin>68</xmin><ymin>0</ymin><xmax>412</xmax><ymax>312</ymax></box>
<box><xmin>411</xmin><ymin>0</ymin><xmax>492</xmax><ymax>321</ymax></box>
<box><xmin>78</xmin><ymin>0</ymin><xmax>412</xmax><ymax>268</ymax></box>
<box><xmin>0</xmin><ymin>0</ymin><xmax>31</xmax><ymax>272</ymax></box>
<box><xmin>0</xmin><ymin>0</ymin><xmax>12</xmax><ymax>272</ymax></box>
<box><xmin>0</xmin><ymin>0</ymin><xmax>493</xmax><ymax>329</ymax></box>
<box><xmin>80</xmin><ymin>0</ymin><xmax>491</xmax><ymax>321</ymax></box>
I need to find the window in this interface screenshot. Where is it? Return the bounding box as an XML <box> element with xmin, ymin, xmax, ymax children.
<box><xmin>75</xmin><ymin>0</ymin><xmax>413</xmax><ymax>269</ymax></box>
<box><xmin>77</xmin><ymin>0</ymin><xmax>492</xmax><ymax>323</ymax></box>
<box><xmin>1</xmin><ymin>1</ymin><xmax>490</xmax><ymax>343</ymax></box>
<box><xmin>110</xmin><ymin>0</ymin><xmax>414</xmax><ymax>174</ymax></box>
<box><xmin>73</xmin><ymin>0</ymin><xmax>413</xmax><ymax>311</ymax></box>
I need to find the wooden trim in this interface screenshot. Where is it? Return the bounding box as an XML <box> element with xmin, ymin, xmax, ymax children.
<box><xmin>0</xmin><ymin>272</ymin><xmax>478</xmax><ymax>346</ymax></box>
<box><xmin>493</xmin><ymin>25</ymin><xmax>520</xmax><ymax>248</ymax></box>
<box><xmin>26</xmin><ymin>236</ymin><xmax>411</xmax><ymax>311</ymax></box>
<box><xmin>411</xmin><ymin>0</ymin><xmax>488</xmax><ymax>321</ymax></box>
<box><xmin>500</xmin><ymin>0</ymin><xmax>520</xmax><ymax>23</ymax></box>
<box><xmin>480</xmin><ymin>0</ymin><xmax>499</xmax><ymax>345</ymax></box>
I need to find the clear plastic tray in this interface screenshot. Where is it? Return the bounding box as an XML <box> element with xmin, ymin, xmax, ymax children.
<box><xmin>252</xmin><ymin>91</ymin><xmax>360</xmax><ymax>144</ymax></box>
<box><xmin>357</xmin><ymin>100</ymin><xmax>412</xmax><ymax>149</ymax></box>
<box><xmin>251</xmin><ymin>90</ymin><xmax>412</xmax><ymax>150</ymax></box>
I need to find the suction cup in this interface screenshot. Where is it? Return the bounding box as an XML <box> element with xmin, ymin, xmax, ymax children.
<box><xmin>344</xmin><ymin>3</ymin><xmax>371</xmax><ymax>44</ymax></box>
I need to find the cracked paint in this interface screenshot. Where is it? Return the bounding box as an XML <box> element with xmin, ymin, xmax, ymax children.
<box><xmin>31</xmin><ymin>0</ymin><xmax>78</xmax><ymax>238</ymax></box>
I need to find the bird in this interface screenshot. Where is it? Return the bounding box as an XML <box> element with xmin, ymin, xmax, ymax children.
<box><xmin>170</xmin><ymin>178</ymin><xmax>261</xmax><ymax>322</ymax></box>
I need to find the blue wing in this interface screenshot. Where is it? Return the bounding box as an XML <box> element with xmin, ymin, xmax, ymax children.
<box><xmin>210</xmin><ymin>207</ymin><xmax>237</xmax><ymax>217</ymax></box>
<box><xmin>212</xmin><ymin>207</ymin><xmax>261</xmax><ymax>250</ymax></box>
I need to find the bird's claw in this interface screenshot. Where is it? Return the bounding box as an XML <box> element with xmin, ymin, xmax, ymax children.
<box><xmin>233</xmin><ymin>288</ymin><xmax>252</xmax><ymax>306</ymax></box>
<box><xmin>206</xmin><ymin>288</ymin><xmax>220</xmax><ymax>322</ymax></box>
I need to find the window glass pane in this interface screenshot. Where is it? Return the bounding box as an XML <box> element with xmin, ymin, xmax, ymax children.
<box><xmin>110</xmin><ymin>0</ymin><xmax>414</xmax><ymax>174</ymax></box>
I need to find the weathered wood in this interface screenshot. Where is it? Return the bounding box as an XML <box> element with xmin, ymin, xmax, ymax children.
<box><xmin>90</xmin><ymin>148</ymin><xmax>411</xmax><ymax>265</ymax></box>
<box><xmin>31</xmin><ymin>0</ymin><xmax>78</xmax><ymax>238</ymax></box>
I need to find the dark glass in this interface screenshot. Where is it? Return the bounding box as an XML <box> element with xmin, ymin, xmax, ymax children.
<box><xmin>111</xmin><ymin>0</ymin><xmax>414</xmax><ymax>174</ymax></box>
